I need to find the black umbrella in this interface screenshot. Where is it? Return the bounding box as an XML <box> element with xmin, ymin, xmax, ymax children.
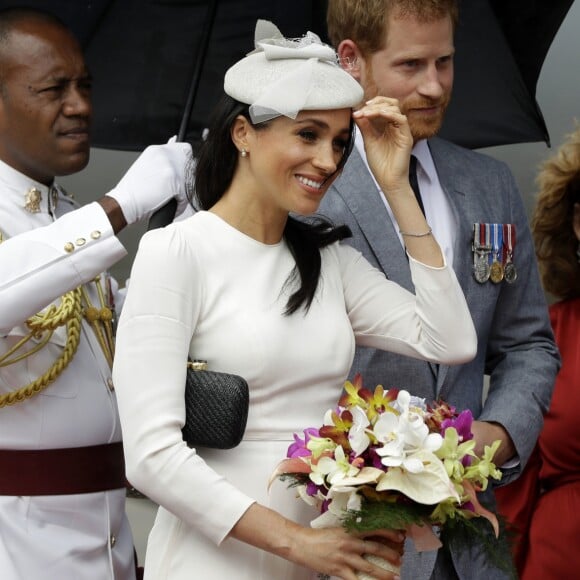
<box><xmin>79</xmin><ymin>0</ymin><xmax>327</xmax><ymax>149</ymax></box>
<box><xmin>438</xmin><ymin>0</ymin><xmax>574</xmax><ymax>149</ymax></box>
<box><xmin>0</xmin><ymin>0</ymin><xmax>573</xmax><ymax>150</ymax></box>
<box><xmin>0</xmin><ymin>0</ymin><xmax>325</xmax><ymax>150</ymax></box>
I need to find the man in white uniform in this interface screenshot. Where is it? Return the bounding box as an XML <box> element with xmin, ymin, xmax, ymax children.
<box><xmin>0</xmin><ymin>8</ymin><xmax>191</xmax><ymax>579</ymax></box>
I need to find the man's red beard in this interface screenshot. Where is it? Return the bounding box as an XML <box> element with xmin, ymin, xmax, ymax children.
<box><xmin>363</xmin><ymin>80</ymin><xmax>451</xmax><ymax>142</ymax></box>
<box><xmin>401</xmin><ymin>96</ymin><xmax>451</xmax><ymax>142</ymax></box>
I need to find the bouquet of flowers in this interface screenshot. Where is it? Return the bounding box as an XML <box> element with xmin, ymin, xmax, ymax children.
<box><xmin>271</xmin><ymin>375</ymin><xmax>513</xmax><ymax>578</ymax></box>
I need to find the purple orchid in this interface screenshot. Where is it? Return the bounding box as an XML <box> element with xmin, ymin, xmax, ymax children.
<box><xmin>287</xmin><ymin>427</ymin><xmax>320</xmax><ymax>458</ymax></box>
<box><xmin>441</xmin><ymin>409</ymin><xmax>474</xmax><ymax>442</ymax></box>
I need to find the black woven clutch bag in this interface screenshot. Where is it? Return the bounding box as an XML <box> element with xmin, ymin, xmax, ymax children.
<box><xmin>182</xmin><ymin>361</ymin><xmax>249</xmax><ymax>449</ymax></box>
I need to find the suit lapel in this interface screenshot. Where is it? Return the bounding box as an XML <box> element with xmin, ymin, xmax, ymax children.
<box><xmin>333</xmin><ymin>149</ymin><xmax>415</xmax><ymax>291</ymax></box>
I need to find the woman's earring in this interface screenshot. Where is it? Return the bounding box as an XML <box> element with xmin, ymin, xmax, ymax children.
<box><xmin>577</xmin><ymin>241</ymin><xmax>580</xmax><ymax>264</ymax></box>
<box><xmin>240</xmin><ymin>148</ymin><xmax>248</xmax><ymax>158</ymax></box>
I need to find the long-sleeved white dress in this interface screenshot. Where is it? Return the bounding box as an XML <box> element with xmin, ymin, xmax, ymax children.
<box><xmin>113</xmin><ymin>211</ymin><xmax>476</xmax><ymax>580</ymax></box>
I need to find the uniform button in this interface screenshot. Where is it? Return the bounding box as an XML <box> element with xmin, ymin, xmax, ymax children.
<box><xmin>64</xmin><ymin>242</ymin><xmax>74</xmax><ymax>253</ymax></box>
<box><xmin>76</xmin><ymin>237</ymin><xmax>86</xmax><ymax>246</ymax></box>
<box><xmin>107</xmin><ymin>378</ymin><xmax>115</xmax><ymax>392</ymax></box>
<box><xmin>110</xmin><ymin>534</ymin><xmax>116</xmax><ymax>547</ymax></box>
<box><xmin>91</xmin><ymin>230</ymin><xmax>102</xmax><ymax>240</ymax></box>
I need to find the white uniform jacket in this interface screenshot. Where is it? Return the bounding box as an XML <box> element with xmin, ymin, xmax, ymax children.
<box><xmin>0</xmin><ymin>159</ymin><xmax>135</xmax><ymax>580</ymax></box>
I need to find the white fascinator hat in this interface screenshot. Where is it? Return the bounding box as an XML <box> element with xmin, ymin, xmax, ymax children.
<box><xmin>224</xmin><ymin>19</ymin><xmax>364</xmax><ymax>124</ymax></box>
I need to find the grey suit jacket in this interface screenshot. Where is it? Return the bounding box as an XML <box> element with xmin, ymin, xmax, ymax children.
<box><xmin>318</xmin><ymin>137</ymin><xmax>560</xmax><ymax>579</ymax></box>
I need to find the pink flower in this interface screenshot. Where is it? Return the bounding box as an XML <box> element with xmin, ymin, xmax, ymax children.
<box><xmin>287</xmin><ymin>427</ymin><xmax>319</xmax><ymax>458</ymax></box>
<box><xmin>441</xmin><ymin>409</ymin><xmax>474</xmax><ymax>442</ymax></box>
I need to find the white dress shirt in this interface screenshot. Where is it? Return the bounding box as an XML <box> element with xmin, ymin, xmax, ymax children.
<box><xmin>354</xmin><ymin>131</ymin><xmax>457</xmax><ymax>266</ymax></box>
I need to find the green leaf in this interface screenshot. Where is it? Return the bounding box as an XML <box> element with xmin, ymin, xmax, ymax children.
<box><xmin>341</xmin><ymin>500</ymin><xmax>433</xmax><ymax>533</ymax></box>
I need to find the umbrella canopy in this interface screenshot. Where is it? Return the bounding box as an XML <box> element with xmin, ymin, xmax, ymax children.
<box><xmin>438</xmin><ymin>0</ymin><xmax>574</xmax><ymax>148</ymax></box>
<box><xmin>0</xmin><ymin>0</ymin><xmax>325</xmax><ymax>151</ymax></box>
<box><xmin>0</xmin><ymin>0</ymin><xmax>573</xmax><ymax>150</ymax></box>
<box><xmin>83</xmin><ymin>0</ymin><xmax>327</xmax><ymax>150</ymax></box>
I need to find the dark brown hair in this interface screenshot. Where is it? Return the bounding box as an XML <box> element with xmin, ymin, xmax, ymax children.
<box><xmin>193</xmin><ymin>94</ymin><xmax>354</xmax><ymax>315</ymax></box>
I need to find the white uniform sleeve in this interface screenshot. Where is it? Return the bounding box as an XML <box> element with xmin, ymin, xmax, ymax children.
<box><xmin>0</xmin><ymin>202</ymin><xmax>126</xmax><ymax>332</ymax></box>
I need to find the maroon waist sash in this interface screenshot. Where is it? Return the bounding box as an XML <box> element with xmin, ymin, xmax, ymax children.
<box><xmin>0</xmin><ymin>441</ymin><xmax>126</xmax><ymax>495</ymax></box>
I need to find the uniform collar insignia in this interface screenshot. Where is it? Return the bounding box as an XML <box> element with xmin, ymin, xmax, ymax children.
<box><xmin>24</xmin><ymin>187</ymin><xmax>42</xmax><ymax>213</ymax></box>
<box><xmin>50</xmin><ymin>185</ymin><xmax>59</xmax><ymax>209</ymax></box>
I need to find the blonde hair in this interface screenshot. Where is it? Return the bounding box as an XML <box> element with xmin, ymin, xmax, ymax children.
<box><xmin>327</xmin><ymin>0</ymin><xmax>458</xmax><ymax>55</ymax></box>
<box><xmin>532</xmin><ymin>124</ymin><xmax>580</xmax><ymax>300</ymax></box>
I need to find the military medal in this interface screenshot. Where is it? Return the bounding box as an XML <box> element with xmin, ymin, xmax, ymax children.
<box><xmin>490</xmin><ymin>260</ymin><xmax>504</xmax><ymax>283</ymax></box>
<box><xmin>24</xmin><ymin>187</ymin><xmax>42</xmax><ymax>213</ymax></box>
<box><xmin>489</xmin><ymin>223</ymin><xmax>504</xmax><ymax>284</ymax></box>
<box><xmin>473</xmin><ymin>223</ymin><xmax>491</xmax><ymax>283</ymax></box>
<box><xmin>503</xmin><ymin>224</ymin><xmax>518</xmax><ymax>284</ymax></box>
<box><xmin>504</xmin><ymin>261</ymin><xmax>517</xmax><ymax>283</ymax></box>
<box><xmin>474</xmin><ymin>251</ymin><xmax>491</xmax><ymax>283</ymax></box>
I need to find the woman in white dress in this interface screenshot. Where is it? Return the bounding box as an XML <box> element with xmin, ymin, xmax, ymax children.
<box><xmin>112</xmin><ymin>20</ymin><xmax>477</xmax><ymax>580</ymax></box>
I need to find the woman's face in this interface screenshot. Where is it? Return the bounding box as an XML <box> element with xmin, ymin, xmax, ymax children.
<box><xmin>244</xmin><ymin>108</ymin><xmax>352</xmax><ymax>216</ymax></box>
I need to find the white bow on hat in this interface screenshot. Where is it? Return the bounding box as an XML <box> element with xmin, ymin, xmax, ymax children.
<box><xmin>224</xmin><ymin>20</ymin><xmax>363</xmax><ymax>124</ymax></box>
<box><xmin>250</xmin><ymin>19</ymin><xmax>337</xmax><ymax>62</ymax></box>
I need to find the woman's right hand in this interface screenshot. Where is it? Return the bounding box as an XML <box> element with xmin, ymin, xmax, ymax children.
<box><xmin>288</xmin><ymin>524</ymin><xmax>405</xmax><ymax>580</ymax></box>
<box><xmin>352</xmin><ymin>96</ymin><xmax>413</xmax><ymax>196</ymax></box>
<box><xmin>230</xmin><ymin>503</ymin><xmax>404</xmax><ymax>579</ymax></box>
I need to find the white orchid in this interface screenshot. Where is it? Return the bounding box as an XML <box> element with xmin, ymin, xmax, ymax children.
<box><xmin>310</xmin><ymin>486</ymin><xmax>363</xmax><ymax>529</ymax></box>
<box><xmin>392</xmin><ymin>392</ymin><xmax>427</xmax><ymax>415</ymax></box>
<box><xmin>309</xmin><ymin>445</ymin><xmax>359</xmax><ymax>487</ymax></box>
<box><xmin>374</xmin><ymin>390</ymin><xmax>443</xmax><ymax>473</ymax></box>
<box><xmin>348</xmin><ymin>405</ymin><xmax>371</xmax><ymax>456</ymax></box>
<box><xmin>332</xmin><ymin>466</ymin><xmax>385</xmax><ymax>491</ymax></box>
<box><xmin>296</xmin><ymin>484</ymin><xmax>324</xmax><ymax>507</ymax></box>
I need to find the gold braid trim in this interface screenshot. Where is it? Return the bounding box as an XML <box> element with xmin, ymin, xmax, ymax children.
<box><xmin>0</xmin><ymin>287</ymin><xmax>83</xmax><ymax>408</ymax></box>
<box><xmin>81</xmin><ymin>276</ymin><xmax>114</xmax><ymax>368</ymax></box>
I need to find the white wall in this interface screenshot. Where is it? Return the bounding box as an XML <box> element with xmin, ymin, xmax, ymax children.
<box><xmin>58</xmin><ymin>1</ymin><xmax>580</xmax><ymax>564</ymax></box>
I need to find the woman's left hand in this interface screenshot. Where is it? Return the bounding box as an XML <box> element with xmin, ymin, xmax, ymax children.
<box><xmin>352</xmin><ymin>96</ymin><xmax>413</xmax><ymax>194</ymax></box>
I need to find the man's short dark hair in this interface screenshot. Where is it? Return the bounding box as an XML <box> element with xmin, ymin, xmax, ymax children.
<box><xmin>0</xmin><ymin>7</ymin><xmax>74</xmax><ymax>93</ymax></box>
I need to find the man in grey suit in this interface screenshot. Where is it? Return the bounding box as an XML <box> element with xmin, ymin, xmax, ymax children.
<box><xmin>320</xmin><ymin>1</ymin><xmax>560</xmax><ymax>578</ymax></box>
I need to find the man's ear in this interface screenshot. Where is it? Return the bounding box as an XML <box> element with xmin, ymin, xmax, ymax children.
<box><xmin>231</xmin><ymin>115</ymin><xmax>251</xmax><ymax>154</ymax></box>
<box><xmin>337</xmin><ymin>40</ymin><xmax>364</xmax><ymax>81</ymax></box>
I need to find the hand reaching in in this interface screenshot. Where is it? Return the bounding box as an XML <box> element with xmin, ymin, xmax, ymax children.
<box><xmin>106</xmin><ymin>138</ymin><xmax>193</xmax><ymax>226</ymax></box>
